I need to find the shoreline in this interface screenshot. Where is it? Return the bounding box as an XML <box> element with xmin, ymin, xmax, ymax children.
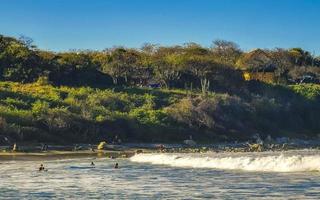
<box><xmin>0</xmin><ymin>150</ymin><xmax>140</xmax><ymax>161</ymax></box>
<box><xmin>1</xmin><ymin>142</ymin><xmax>320</xmax><ymax>161</ymax></box>
<box><xmin>0</xmin><ymin>151</ymin><xmax>137</xmax><ymax>161</ymax></box>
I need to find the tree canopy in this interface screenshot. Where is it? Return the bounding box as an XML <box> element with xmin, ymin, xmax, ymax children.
<box><xmin>1</xmin><ymin>35</ymin><xmax>319</xmax><ymax>89</ymax></box>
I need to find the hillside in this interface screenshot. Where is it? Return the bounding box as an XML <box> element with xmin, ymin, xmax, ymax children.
<box><xmin>0</xmin><ymin>80</ymin><xmax>320</xmax><ymax>144</ymax></box>
<box><xmin>1</xmin><ymin>35</ymin><xmax>320</xmax><ymax>144</ymax></box>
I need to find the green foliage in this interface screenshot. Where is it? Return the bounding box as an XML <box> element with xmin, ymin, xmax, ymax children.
<box><xmin>129</xmin><ymin>108</ymin><xmax>166</xmax><ymax>125</ymax></box>
<box><xmin>0</xmin><ymin>80</ymin><xmax>319</xmax><ymax>143</ymax></box>
<box><xmin>1</xmin><ymin>34</ymin><xmax>320</xmax><ymax>143</ymax></box>
<box><xmin>1</xmin><ymin>97</ymin><xmax>29</xmax><ymax>109</ymax></box>
<box><xmin>31</xmin><ymin>100</ymin><xmax>50</xmax><ymax>115</ymax></box>
<box><xmin>0</xmin><ymin>81</ymin><xmax>184</xmax><ymax>143</ymax></box>
<box><xmin>290</xmin><ymin>84</ymin><xmax>320</xmax><ymax>100</ymax></box>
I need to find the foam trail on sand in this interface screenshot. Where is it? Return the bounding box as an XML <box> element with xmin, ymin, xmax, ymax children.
<box><xmin>130</xmin><ymin>153</ymin><xmax>320</xmax><ymax>172</ymax></box>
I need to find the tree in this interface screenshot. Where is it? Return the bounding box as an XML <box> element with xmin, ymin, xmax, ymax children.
<box><xmin>0</xmin><ymin>36</ymin><xmax>41</xmax><ymax>82</ymax></box>
<box><xmin>141</xmin><ymin>43</ymin><xmax>158</xmax><ymax>55</ymax></box>
<box><xmin>18</xmin><ymin>35</ymin><xmax>36</xmax><ymax>49</ymax></box>
<box><xmin>131</xmin><ymin>51</ymin><xmax>153</xmax><ymax>86</ymax></box>
<box><xmin>101</xmin><ymin>48</ymin><xmax>140</xmax><ymax>85</ymax></box>
<box><xmin>236</xmin><ymin>49</ymin><xmax>272</xmax><ymax>72</ymax></box>
<box><xmin>269</xmin><ymin>48</ymin><xmax>293</xmax><ymax>80</ymax></box>
<box><xmin>182</xmin><ymin>55</ymin><xmax>217</xmax><ymax>95</ymax></box>
<box><xmin>0</xmin><ymin>117</ymin><xmax>8</xmax><ymax>134</ymax></box>
<box><xmin>211</xmin><ymin>40</ymin><xmax>242</xmax><ymax>65</ymax></box>
<box><xmin>289</xmin><ymin>48</ymin><xmax>313</xmax><ymax>66</ymax></box>
<box><xmin>152</xmin><ymin>46</ymin><xmax>184</xmax><ymax>88</ymax></box>
<box><xmin>315</xmin><ymin>57</ymin><xmax>320</xmax><ymax>67</ymax></box>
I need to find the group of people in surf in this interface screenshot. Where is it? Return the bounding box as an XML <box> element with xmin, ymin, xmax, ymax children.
<box><xmin>39</xmin><ymin>162</ymin><xmax>119</xmax><ymax>171</ymax></box>
<box><xmin>38</xmin><ymin>163</ymin><xmax>52</xmax><ymax>172</ymax></box>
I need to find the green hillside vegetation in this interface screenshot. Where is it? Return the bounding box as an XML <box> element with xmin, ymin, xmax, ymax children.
<box><xmin>0</xmin><ymin>35</ymin><xmax>320</xmax><ymax>143</ymax></box>
<box><xmin>0</xmin><ymin>80</ymin><xmax>319</xmax><ymax>143</ymax></box>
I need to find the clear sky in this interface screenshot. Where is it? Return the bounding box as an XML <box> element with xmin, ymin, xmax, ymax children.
<box><xmin>1</xmin><ymin>0</ymin><xmax>319</xmax><ymax>54</ymax></box>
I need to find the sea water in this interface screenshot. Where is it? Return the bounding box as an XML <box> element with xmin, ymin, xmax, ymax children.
<box><xmin>1</xmin><ymin>150</ymin><xmax>320</xmax><ymax>199</ymax></box>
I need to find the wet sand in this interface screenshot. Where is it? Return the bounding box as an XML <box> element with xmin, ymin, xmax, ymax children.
<box><xmin>0</xmin><ymin>150</ymin><xmax>138</xmax><ymax>160</ymax></box>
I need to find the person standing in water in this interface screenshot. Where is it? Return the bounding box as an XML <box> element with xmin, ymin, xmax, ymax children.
<box><xmin>12</xmin><ymin>143</ymin><xmax>17</xmax><ymax>151</ymax></box>
<box><xmin>114</xmin><ymin>163</ymin><xmax>119</xmax><ymax>169</ymax></box>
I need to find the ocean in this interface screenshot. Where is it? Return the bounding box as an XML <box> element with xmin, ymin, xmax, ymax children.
<box><xmin>1</xmin><ymin>150</ymin><xmax>320</xmax><ymax>199</ymax></box>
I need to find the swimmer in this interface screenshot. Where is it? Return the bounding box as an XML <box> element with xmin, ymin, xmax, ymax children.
<box><xmin>39</xmin><ymin>164</ymin><xmax>45</xmax><ymax>171</ymax></box>
<box><xmin>114</xmin><ymin>163</ymin><xmax>119</xmax><ymax>169</ymax></box>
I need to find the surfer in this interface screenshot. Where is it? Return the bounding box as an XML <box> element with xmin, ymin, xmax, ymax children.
<box><xmin>91</xmin><ymin>161</ymin><xmax>95</xmax><ymax>166</ymax></box>
<box><xmin>39</xmin><ymin>164</ymin><xmax>45</xmax><ymax>171</ymax></box>
<box><xmin>114</xmin><ymin>163</ymin><xmax>119</xmax><ymax>169</ymax></box>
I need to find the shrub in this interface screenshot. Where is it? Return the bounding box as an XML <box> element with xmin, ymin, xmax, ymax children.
<box><xmin>290</xmin><ymin>84</ymin><xmax>320</xmax><ymax>100</ymax></box>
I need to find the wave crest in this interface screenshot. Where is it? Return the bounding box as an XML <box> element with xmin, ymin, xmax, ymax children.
<box><xmin>130</xmin><ymin>152</ymin><xmax>320</xmax><ymax>172</ymax></box>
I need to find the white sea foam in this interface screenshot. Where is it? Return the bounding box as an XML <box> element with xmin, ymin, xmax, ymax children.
<box><xmin>130</xmin><ymin>152</ymin><xmax>320</xmax><ymax>172</ymax></box>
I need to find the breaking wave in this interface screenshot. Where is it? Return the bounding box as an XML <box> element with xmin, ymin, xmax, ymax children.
<box><xmin>130</xmin><ymin>152</ymin><xmax>320</xmax><ymax>172</ymax></box>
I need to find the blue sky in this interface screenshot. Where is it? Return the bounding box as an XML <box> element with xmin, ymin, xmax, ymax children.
<box><xmin>1</xmin><ymin>0</ymin><xmax>319</xmax><ymax>54</ymax></box>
